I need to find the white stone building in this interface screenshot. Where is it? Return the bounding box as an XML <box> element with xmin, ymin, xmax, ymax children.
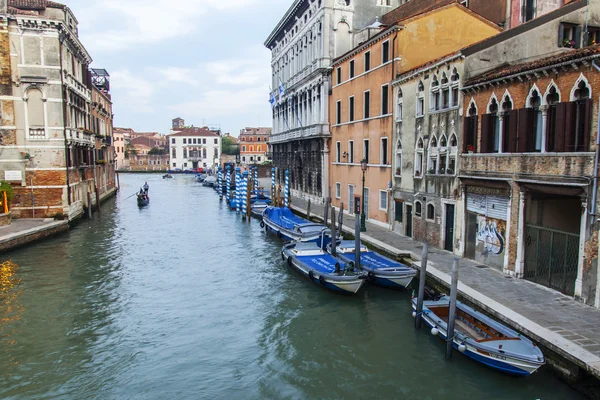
<box><xmin>168</xmin><ymin>127</ymin><xmax>221</xmax><ymax>171</ymax></box>
<box><xmin>265</xmin><ymin>0</ymin><xmax>400</xmax><ymax>200</ymax></box>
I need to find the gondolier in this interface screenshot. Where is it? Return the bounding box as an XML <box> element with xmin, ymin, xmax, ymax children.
<box><xmin>143</xmin><ymin>182</ymin><xmax>149</xmax><ymax>193</ymax></box>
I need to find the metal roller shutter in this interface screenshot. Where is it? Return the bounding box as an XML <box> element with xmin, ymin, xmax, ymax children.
<box><xmin>467</xmin><ymin>194</ymin><xmax>508</xmax><ymax>221</ymax></box>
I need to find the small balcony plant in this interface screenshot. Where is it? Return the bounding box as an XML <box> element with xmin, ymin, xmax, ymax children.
<box><xmin>563</xmin><ymin>39</ymin><xmax>576</xmax><ymax>48</ymax></box>
<box><xmin>466</xmin><ymin>144</ymin><xmax>474</xmax><ymax>154</ymax></box>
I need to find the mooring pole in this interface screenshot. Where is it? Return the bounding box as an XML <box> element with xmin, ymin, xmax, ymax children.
<box><xmin>354</xmin><ymin>207</ymin><xmax>361</xmax><ymax>270</ymax></box>
<box><xmin>87</xmin><ymin>191</ymin><xmax>93</xmax><ymax>219</ymax></box>
<box><xmin>415</xmin><ymin>243</ymin><xmax>429</xmax><ymax>329</ymax></box>
<box><xmin>330</xmin><ymin>206</ymin><xmax>337</xmax><ymax>257</ymax></box>
<box><xmin>338</xmin><ymin>202</ymin><xmax>344</xmax><ymax>233</ymax></box>
<box><xmin>323</xmin><ymin>197</ymin><xmax>330</xmax><ymax>226</ymax></box>
<box><xmin>307</xmin><ymin>199</ymin><xmax>311</xmax><ymax>220</ymax></box>
<box><xmin>446</xmin><ymin>258</ymin><xmax>460</xmax><ymax>360</ymax></box>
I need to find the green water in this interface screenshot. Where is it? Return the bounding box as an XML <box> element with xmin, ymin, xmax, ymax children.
<box><xmin>0</xmin><ymin>174</ymin><xmax>584</xmax><ymax>399</ymax></box>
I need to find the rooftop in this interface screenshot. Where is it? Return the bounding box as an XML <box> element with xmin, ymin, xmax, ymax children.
<box><xmin>465</xmin><ymin>45</ymin><xmax>600</xmax><ymax>87</ymax></box>
<box><xmin>170</xmin><ymin>127</ymin><xmax>220</xmax><ymax>138</ymax></box>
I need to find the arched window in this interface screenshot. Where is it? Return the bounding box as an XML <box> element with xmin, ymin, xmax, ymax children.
<box><xmin>526</xmin><ymin>88</ymin><xmax>543</xmax><ymax>152</ymax></box>
<box><xmin>464</xmin><ymin>101</ymin><xmax>478</xmax><ymax>153</ymax></box>
<box><xmin>395</xmin><ymin>140</ymin><xmax>402</xmax><ymax>177</ymax></box>
<box><xmin>250</xmin><ymin>146</ymin><xmax>254</xmax><ymax>152</ymax></box>
<box><xmin>427</xmin><ymin>203</ymin><xmax>435</xmax><ymax>220</ymax></box>
<box><xmin>202</xmin><ymin>148</ymin><xmax>207</xmax><ymax>159</ymax></box>
<box><xmin>449</xmin><ymin>134</ymin><xmax>457</xmax><ymax>147</ymax></box>
<box><xmin>415</xmin><ymin>201</ymin><xmax>422</xmax><ymax>217</ymax></box>
<box><xmin>440</xmin><ymin>135</ymin><xmax>447</xmax><ymax>147</ymax></box>
<box><xmin>429</xmin><ymin>135</ymin><xmax>438</xmax><ymax>148</ymax></box>
<box><xmin>415</xmin><ymin>137</ymin><xmax>424</xmax><ymax>177</ymax></box>
<box><xmin>484</xmin><ymin>96</ymin><xmax>500</xmax><ymax>153</ymax></box>
<box><xmin>416</xmin><ymin>81</ymin><xmax>425</xmax><ymax>116</ymax></box>
<box><xmin>242</xmin><ymin>146</ymin><xmax>246</xmax><ymax>151</ymax></box>
<box><xmin>430</xmin><ymin>75</ymin><xmax>440</xmax><ymax>111</ymax></box>
<box><xmin>428</xmin><ymin>135</ymin><xmax>439</xmax><ymax>174</ymax></box>
<box><xmin>397</xmin><ymin>88</ymin><xmax>403</xmax><ymax>121</ymax></box>
<box><xmin>27</xmin><ymin>88</ymin><xmax>45</xmax><ymax>138</ymax></box>
<box><xmin>571</xmin><ymin>78</ymin><xmax>592</xmax><ymax>152</ymax></box>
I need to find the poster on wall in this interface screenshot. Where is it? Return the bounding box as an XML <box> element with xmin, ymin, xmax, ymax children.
<box><xmin>4</xmin><ymin>171</ymin><xmax>22</xmax><ymax>181</ymax></box>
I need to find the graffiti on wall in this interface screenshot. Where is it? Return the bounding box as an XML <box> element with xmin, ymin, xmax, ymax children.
<box><xmin>476</xmin><ymin>216</ymin><xmax>505</xmax><ymax>257</ymax></box>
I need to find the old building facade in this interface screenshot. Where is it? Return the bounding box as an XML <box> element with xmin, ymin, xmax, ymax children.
<box><xmin>458</xmin><ymin>0</ymin><xmax>600</xmax><ymax>305</ymax></box>
<box><xmin>113</xmin><ymin>127</ymin><xmax>131</xmax><ymax>170</ymax></box>
<box><xmin>265</xmin><ymin>0</ymin><xmax>401</xmax><ymax>201</ymax></box>
<box><xmin>0</xmin><ymin>0</ymin><xmax>115</xmax><ymax>220</ymax></box>
<box><xmin>168</xmin><ymin>127</ymin><xmax>221</xmax><ymax>171</ymax></box>
<box><xmin>239</xmin><ymin>127</ymin><xmax>271</xmax><ymax>165</ymax></box>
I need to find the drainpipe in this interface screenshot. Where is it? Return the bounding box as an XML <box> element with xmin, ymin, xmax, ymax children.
<box><xmin>505</xmin><ymin>0</ymin><xmax>512</xmax><ymax>30</ymax></box>
<box><xmin>591</xmin><ymin>60</ymin><xmax>600</xmax><ymax>217</ymax></box>
<box><xmin>59</xmin><ymin>28</ymin><xmax>71</xmax><ymax>208</ymax></box>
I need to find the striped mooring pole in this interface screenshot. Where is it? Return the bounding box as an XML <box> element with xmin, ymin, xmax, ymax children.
<box><xmin>242</xmin><ymin>171</ymin><xmax>248</xmax><ymax>218</ymax></box>
<box><xmin>284</xmin><ymin>170</ymin><xmax>290</xmax><ymax>208</ymax></box>
<box><xmin>271</xmin><ymin>167</ymin><xmax>275</xmax><ymax>204</ymax></box>
<box><xmin>254</xmin><ymin>166</ymin><xmax>259</xmax><ymax>196</ymax></box>
<box><xmin>236</xmin><ymin>167</ymin><xmax>241</xmax><ymax>213</ymax></box>
<box><xmin>217</xmin><ymin>166</ymin><xmax>223</xmax><ymax>200</ymax></box>
<box><xmin>225</xmin><ymin>166</ymin><xmax>231</xmax><ymax>204</ymax></box>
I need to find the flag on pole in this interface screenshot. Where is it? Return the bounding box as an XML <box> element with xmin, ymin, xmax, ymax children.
<box><xmin>269</xmin><ymin>87</ymin><xmax>276</xmax><ymax>109</ymax></box>
<box><xmin>278</xmin><ymin>78</ymin><xmax>285</xmax><ymax>103</ymax></box>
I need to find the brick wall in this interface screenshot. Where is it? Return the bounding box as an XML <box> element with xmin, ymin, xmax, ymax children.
<box><xmin>0</xmin><ymin>21</ymin><xmax>16</xmax><ymax>145</ymax></box>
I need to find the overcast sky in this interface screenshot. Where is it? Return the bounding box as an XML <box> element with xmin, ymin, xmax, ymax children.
<box><xmin>69</xmin><ymin>0</ymin><xmax>290</xmax><ymax>136</ymax></box>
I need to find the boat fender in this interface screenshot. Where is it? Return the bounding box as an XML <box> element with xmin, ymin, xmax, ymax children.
<box><xmin>347</xmin><ymin>262</ymin><xmax>355</xmax><ymax>271</ymax></box>
<box><xmin>458</xmin><ymin>343</ymin><xmax>467</xmax><ymax>353</ymax></box>
<box><xmin>260</xmin><ymin>221</ymin><xmax>265</xmax><ymax>228</ymax></box>
<box><xmin>281</xmin><ymin>251</ymin><xmax>285</xmax><ymax>261</ymax></box>
<box><xmin>319</xmin><ymin>275</ymin><xmax>326</xmax><ymax>286</ymax></box>
<box><xmin>367</xmin><ymin>271</ymin><xmax>375</xmax><ymax>281</ymax></box>
<box><xmin>308</xmin><ymin>271</ymin><xmax>314</xmax><ymax>281</ymax></box>
<box><xmin>431</xmin><ymin>328</ymin><xmax>439</xmax><ymax>336</ymax></box>
<box><xmin>287</xmin><ymin>257</ymin><xmax>293</xmax><ymax>268</ymax></box>
<box><xmin>334</xmin><ymin>262</ymin><xmax>341</xmax><ymax>273</ymax></box>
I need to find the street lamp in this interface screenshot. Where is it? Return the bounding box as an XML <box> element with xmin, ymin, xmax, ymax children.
<box><xmin>360</xmin><ymin>158</ymin><xmax>367</xmax><ymax>232</ymax></box>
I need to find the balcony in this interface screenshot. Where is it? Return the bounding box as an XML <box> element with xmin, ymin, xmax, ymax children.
<box><xmin>28</xmin><ymin>127</ymin><xmax>46</xmax><ymax>138</ymax></box>
<box><xmin>460</xmin><ymin>152</ymin><xmax>595</xmax><ymax>182</ymax></box>
<box><xmin>269</xmin><ymin>124</ymin><xmax>330</xmax><ymax>144</ymax></box>
<box><xmin>66</xmin><ymin>128</ymin><xmax>94</xmax><ymax>147</ymax></box>
<box><xmin>65</xmin><ymin>72</ymin><xmax>92</xmax><ymax>101</ymax></box>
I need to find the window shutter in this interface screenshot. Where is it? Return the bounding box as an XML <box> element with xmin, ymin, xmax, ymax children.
<box><xmin>480</xmin><ymin>114</ymin><xmax>491</xmax><ymax>153</ymax></box>
<box><xmin>526</xmin><ymin>108</ymin><xmax>537</xmax><ymax>152</ymax></box>
<box><xmin>583</xmin><ymin>98</ymin><xmax>593</xmax><ymax>151</ymax></box>
<box><xmin>553</xmin><ymin>102</ymin><xmax>568</xmax><ymax>152</ymax></box>
<box><xmin>506</xmin><ymin>110</ymin><xmax>519</xmax><ymax>153</ymax></box>
<box><xmin>558</xmin><ymin>24</ymin><xmax>565</xmax><ymax>47</ymax></box>
<box><xmin>517</xmin><ymin>108</ymin><xmax>530</xmax><ymax>152</ymax></box>
<box><xmin>565</xmin><ymin>101</ymin><xmax>577</xmax><ymax>151</ymax></box>
<box><xmin>462</xmin><ymin>116</ymin><xmax>469</xmax><ymax>152</ymax></box>
<box><xmin>575</xmin><ymin>26</ymin><xmax>582</xmax><ymax>48</ymax></box>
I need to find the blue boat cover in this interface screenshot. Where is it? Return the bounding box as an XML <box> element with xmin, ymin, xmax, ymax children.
<box><xmin>265</xmin><ymin>207</ymin><xmax>312</xmax><ymax>230</ymax></box>
<box><xmin>360</xmin><ymin>251</ymin><xmax>411</xmax><ymax>270</ymax></box>
<box><xmin>296</xmin><ymin>254</ymin><xmax>341</xmax><ymax>273</ymax></box>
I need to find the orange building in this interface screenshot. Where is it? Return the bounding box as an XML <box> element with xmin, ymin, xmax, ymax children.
<box><xmin>329</xmin><ymin>3</ymin><xmax>501</xmax><ymax>225</ymax></box>
<box><xmin>239</xmin><ymin>127</ymin><xmax>271</xmax><ymax>165</ymax></box>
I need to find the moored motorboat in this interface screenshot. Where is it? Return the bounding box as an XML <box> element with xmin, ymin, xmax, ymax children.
<box><xmin>412</xmin><ymin>295</ymin><xmax>545</xmax><ymax>376</ymax></box>
<box><xmin>202</xmin><ymin>176</ymin><xmax>217</xmax><ymax>187</ymax></box>
<box><xmin>137</xmin><ymin>193</ymin><xmax>150</xmax><ymax>207</ymax></box>
<box><xmin>281</xmin><ymin>237</ymin><xmax>366</xmax><ymax>294</ymax></box>
<box><xmin>162</xmin><ymin>174</ymin><xmax>173</xmax><ymax>179</ymax></box>
<box><xmin>261</xmin><ymin>206</ymin><xmax>327</xmax><ymax>243</ymax></box>
<box><xmin>330</xmin><ymin>240</ymin><xmax>417</xmax><ymax>289</ymax></box>
<box><xmin>251</xmin><ymin>201</ymin><xmax>269</xmax><ymax>218</ymax></box>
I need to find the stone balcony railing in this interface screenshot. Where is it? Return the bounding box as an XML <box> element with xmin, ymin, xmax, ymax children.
<box><xmin>269</xmin><ymin>124</ymin><xmax>330</xmax><ymax>144</ymax></box>
<box><xmin>66</xmin><ymin>128</ymin><xmax>94</xmax><ymax>147</ymax></box>
<box><xmin>65</xmin><ymin>72</ymin><xmax>91</xmax><ymax>101</ymax></box>
<box><xmin>460</xmin><ymin>152</ymin><xmax>595</xmax><ymax>181</ymax></box>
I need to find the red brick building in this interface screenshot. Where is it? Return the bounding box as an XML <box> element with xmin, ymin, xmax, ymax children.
<box><xmin>239</xmin><ymin>127</ymin><xmax>271</xmax><ymax>165</ymax></box>
<box><xmin>461</xmin><ymin>45</ymin><xmax>600</xmax><ymax>304</ymax></box>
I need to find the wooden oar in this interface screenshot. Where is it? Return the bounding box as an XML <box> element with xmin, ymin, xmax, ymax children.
<box><xmin>124</xmin><ymin>192</ymin><xmax>139</xmax><ymax>200</ymax></box>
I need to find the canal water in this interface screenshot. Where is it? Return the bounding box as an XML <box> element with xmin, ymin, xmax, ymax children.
<box><xmin>0</xmin><ymin>174</ymin><xmax>584</xmax><ymax>399</ymax></box>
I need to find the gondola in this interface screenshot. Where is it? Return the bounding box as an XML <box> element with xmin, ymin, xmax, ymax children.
<box><xmin>137</xmin><ymin>193</ymin><xmax>150</xmax><ymax>207</ymax></box>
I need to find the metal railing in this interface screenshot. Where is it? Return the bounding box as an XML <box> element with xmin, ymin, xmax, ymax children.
<box><xmin>524</xmin><ymin>225</ymin><xmax>580</xmax><ymax>296</ymax></box>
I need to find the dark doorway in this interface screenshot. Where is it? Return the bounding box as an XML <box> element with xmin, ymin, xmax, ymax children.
<box><xmin>406</xmin><ymin>205</ymin><xmax>413</xmax><ymax>238</ymax></box>
<box><xmin>444</xmin><ymin>204</ymin><xmax>455</xmax><ymax>252</ymax></box>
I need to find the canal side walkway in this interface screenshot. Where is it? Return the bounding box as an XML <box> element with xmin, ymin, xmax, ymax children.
<box><xmin>289</xmin><ymin>195</ymin><xmax>600</xmax><ymax>383</ymax></box>
<box><xmin>0</xmin><ymin>219</ymin><xmax>69</xmax><ymax>253</ymax></box>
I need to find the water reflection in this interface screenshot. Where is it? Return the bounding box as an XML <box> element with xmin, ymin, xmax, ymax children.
<box><xmin>0</xmin><ymin>174</ymin><xmax>586</xmax><ymax>400</ymax></box>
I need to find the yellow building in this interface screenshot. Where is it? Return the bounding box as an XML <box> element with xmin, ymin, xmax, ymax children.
<box><xmin>329</xmin><ymin>3</ymin><xmax>501</xmax><ymax>226</ymax></box>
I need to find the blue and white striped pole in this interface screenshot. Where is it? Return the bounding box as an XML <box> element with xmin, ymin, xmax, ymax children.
<box><xmin>217</xmin><ymin>166</ymin><xmax>223</xmax><ymax>199</ymax></box>
<box><xmin>271</xmin><ymin>167</ymin><xmax>276</xmax><ymax>204</ymax></box>
<box><xmin>236</xmin><ymin>167</ymin><xmax>241</xmax><ymax>213</ymax></box>
<box><xmin>242</xmin><ymin>171</ymin><xmax>248</xmax><ymax>218</ymax></box>
<box><xmin>225</xmin><ymin>166</ymin><xmax>231</xmax><ymax>204</ymax></box>
<box><xmin>254</xmin><ymin>166</ymin><xmax>259</xmax><ymax>197</ymax></box>
<box><xmin>284</xmin><ymin>170</ymin><xmax>290</xmax><ymax>208</ymax></box>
